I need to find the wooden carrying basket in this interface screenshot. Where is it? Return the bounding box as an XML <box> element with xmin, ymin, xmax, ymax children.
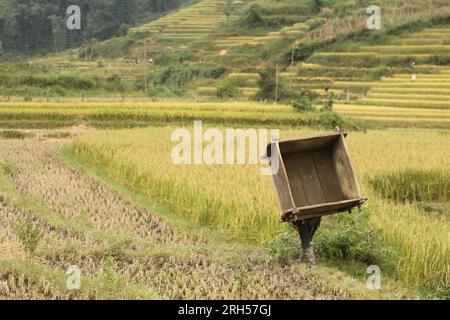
<box><xmin>268</xmin><ymin>132</ymin><xmax>367</xmax><ymax>223</ymax></box>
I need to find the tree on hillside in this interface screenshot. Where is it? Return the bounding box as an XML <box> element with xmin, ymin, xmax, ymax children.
<box><xmin>245</xmin><ymin>4</ymin><xmax>265</xmax><ymax>28</ymax></box>
<box><xmin>312</xmin><ymin>0</ymin><xmax>324</xmax><ymax>13</ymax></box>
<box><xmin>48</xmin><ymin>15</ymin><xmax>64</xmax><ymax>52</ymax></box>
<box><xmin>112</xmin><ymin>0</ymin><xmax>134</xmax><ymax>25</ymax></box>
<box><xmin>223</xmin><ymin>0</ymin><xmax>234</xmax><ymax>20</ymax></box>
<box><xmin>0</xmin><ymin>0</ymin><xmax>192</xmax><ymax>55</ymax></box>
<box><xmin>257</xmin><ymin>66</ymin><xmax>296</xmax><ymax>102</ymax></box>
<box><xmin>256</xmin><ymin>66</ymin><xmax>277</xmax><ymax>100</ymax></box>
<box><xmin>87</xmin><ymin>9</ymin><xmax>119</xmax><ymax>41</ymax></box>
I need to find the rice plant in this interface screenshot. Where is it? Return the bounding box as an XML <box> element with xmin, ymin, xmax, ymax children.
<box><xmin>369</xmin><ymin>169</ymin><xmax>449</xmax><ymax>203</ymax></box>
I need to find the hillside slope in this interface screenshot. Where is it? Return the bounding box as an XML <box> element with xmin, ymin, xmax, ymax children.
<box><xmin>0</xmin><ymin>0</ymin><xmax>193</xmax><ymax>55</ymax></box>
<box><xmin>290</xmin><ymin>26</ymin><xmax>450</xmax><ymax>128</ymax></box>
<box><xmin>27</xmin><ymin>0</ymin><xmax>250</xmax><ymax>91</ymax></box>
<box><xmin>3</xmin><ymin>0</ymin><xmax>450</xmax><ymax>109</ymax></box>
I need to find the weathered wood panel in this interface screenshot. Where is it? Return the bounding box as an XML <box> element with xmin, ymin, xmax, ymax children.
<box><xmin>332</xmin><ymin>136</ymin><xmax>361</xmax><ymax>200</ymax></box>
<box><xmin>282</xmin><ymin>198</ymin><xmax>367</xmax><ymax>222</ymax></box>
<box><xmin>294</xmin><ymin>153</ymin><xmax>326</xmax><ymax>205</ymax></box>
<box><xmin>270</xmin><ymin>143</ymin><xmax>295</xmax><ymax>212</ymax></box>
<box><xmin>283</xmin><ymin>153</ymin><xmax>308</xmax><ymax>207</ymax></box>
<box><xmin>312</xmin><ymin>149</ymin><xmax>345</xmax><ymax>203</ymax></box>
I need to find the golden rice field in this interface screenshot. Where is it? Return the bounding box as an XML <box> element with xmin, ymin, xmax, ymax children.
<box><xmin>334</xmin><ymin>104</ymin><xmax>450</xmax><ymax>129</ymax></box>
<box><xmin>130</xmin><ymin>0</ymin><xmax>232</xmax><ymax>41</ymax></box>
<box><xmin>213</xmin><ymin>21</ymin><xmax>309</xmax><ymax>47</ymax></box>
<box><xmin>295</xmin><ymin>27</ymin><xmax>450</xmax><ymax>131</ymax></box>
<box><xmin>0</xmin><ymin>101</ymin><xmax>318</xmax><ymax>128</ymax></box>
<box><xmin>0</xmin><ymin>101</ymin><xmax>447</xmax><ymax>129</ymax></box>
<box><xmin>71</xmin><ymin>126</ymin><xmax>450</xmax><ymax>293</ymax></box>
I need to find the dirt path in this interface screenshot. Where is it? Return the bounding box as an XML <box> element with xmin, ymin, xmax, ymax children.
<box><xmin>0</xmin><ymin>138</ymin><xmax>356</xmax><ymax>299</ymax></box>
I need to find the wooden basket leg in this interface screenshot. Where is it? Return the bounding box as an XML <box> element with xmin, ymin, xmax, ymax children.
<box><xmin>294</xmin><ymin>217</ymin><xmax>322</xmax><ymax>265</ymax></box>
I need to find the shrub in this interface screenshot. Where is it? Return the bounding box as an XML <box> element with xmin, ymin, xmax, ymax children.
<box><xmin>78</xmin><ymin>39</ymin><xmax>100</xmax><ymax>61</ymax></box>
<box><xmin>306</xmin><ymin>18</ymin><xmax>327</xmax><ymax>31</ymax></box>
<box><xmin>159</xmin><ymin>64</ymin><xmax>196</xmax><ymax>87</ymax></box>
<box><xmin>97</xmin><ymin>36</ymin><xmax>135</xmax><ymax>59</ymax></box>
<box><xmin>372</xmin><ymin>67</ymin><xmax>393</xmax><ymax>80</ymax></box>
<box><xmin>118</xmin><ymin>24</ymin><xmax>129</xmax><ymax>37</ymax></box>
<box><xmin>106</xmin><ymin>74</ymin><xmax>125</xmax><ymax>92</ymax></box>
<box><xmin>265</xmin><ymin>17</ymin><xmax>296</xmax><ymax>28</ymax></box>
<box><xmin>266</xmin><ymin>230</ymin><xmax>300</xmax><ymax>265</ymax></box>
<box><xmin>100</xmin><ymin>256</ymin><xmax>126</xmax><ymax>296</ymax></box>
<box><xmin>15</xmin><ymin>217</ymin><xmax>42</xmax><ymax>256</ymax></box>
<box><xmin>314</xmin><ymin>212</ymin><xmax>388</xmax><ymax>265</ymax></box>
<box><xmin>292</xmin><ymin>91</ymin><xmax>314</xmax><ymax>112</ymax></box>
<box><xmin>318</xmin><ymin>111</ymin><xmax>367</xmax><ymax>131</ymax></box>
<box><xmin>208</xmin><ymin>66</ymin><xmax>227</xmax><ymax>79</ymax></box>
<box><xmin>428</xmin><ymin>54</ymin><xmax>450</xmax><ymax>66</ymax></box>
<box><xmin>146</xmin><ymin>84</ymin><xmax>180</xmax><ymax>97</ymax></box>
<box><xmin>245</xmin><ymin>4</ymin><xmax>265</xmax><ymax>28</ymax></box>
<box><xmin>256</xmin><ymin>67</ymin><xmax>276</xmax><ymax>100</ymax></box>
<box><xmin>256</xmin><ymin>66</ymin><xmax>297</xmax><ymax>101</ymax></box>
<box><xmin>386</xmin><ymin>56</ymin><xmax>416</xmax><ymax>68</ymax></box>
<box><xmin>51</xmin><ymin>85</ymin><xmax>67</xmax><ymax>97</ymax></box>
<box><xmin>216</xmin><ymin>80</ymin><xmax>242</xmax><ymax>99</ymax></box>
<box><xmin>322</xmin><ymin>92</ymin><xmax>335</xmax><ymax>111</ymax></box>
<box><xmin>311</xmin><ymin>0</ymin><xmax>324</xmax><ymax>13</ymax></box>
<box><xmin>294</xmin><ymin>40</ymin><xmax>323</xmax><ymax>61</ymax></box>
<box><xmin>0</xmin><ymin>158</ymin><xmax>13</xmax><ymax>175</ymax></box>
<box><xmin>266</xmin><ymin>212</ymin><xmax>387</xmax><ymax>266</ymax></box>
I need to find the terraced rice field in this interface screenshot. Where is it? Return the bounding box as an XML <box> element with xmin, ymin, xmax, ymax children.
<box><xmin>0</xmin><ymin>101</ymin><xmax>320</xmax><ymax>129</ymax></box>
<box><xmin>335</xmin><ymin>104</ymin><xmax>450</xmax><ymax>128</ymax></box>
<box><xmin>131</xmin><ymin>0</ymin><xmax>234</xmax><ymax>43</ymax></box>
<box><xmin>30</xmin><ymin>0</ymin><xmax>253</xmax><ymax>89</ymax></box>
<box><xmin>1</xmin><ymin>98</ymin><xmax>448</xmax><ymax>129</ymax></box>
<box><xmin>214</xmin><ymin>22</ymin><xmax>309</xmax><ymax>48</ymax></box>
<box><xmin>31</xmin><ymin>54</ymin><xmax>145</xmax><ymax>86</ymax></box>
<box><xmin>294</xmin><ymin>27</ymin><xmax>450</xmax><ymax>128</ymax></box>
<box><xmin>359</xmin><ymin>67</ymin><xmax>450</xmax><ymax>111</ymax></box>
